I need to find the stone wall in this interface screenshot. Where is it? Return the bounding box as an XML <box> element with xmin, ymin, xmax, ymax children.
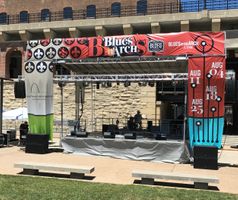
<box><xmin>3</xmin><ymin>81</ymin><xmax>159</xmax><ymax>132</ymax></box>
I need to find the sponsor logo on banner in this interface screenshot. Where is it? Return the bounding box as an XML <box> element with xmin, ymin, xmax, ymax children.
<box><xmin>103</xmin><ymin>36</ymin><xmax>138</xmax><ymax>57</ymax></box>
<box><xmin>148</xmin><ymin>40</ymin><xmax>164</xmax><ymax>52</ymax></box>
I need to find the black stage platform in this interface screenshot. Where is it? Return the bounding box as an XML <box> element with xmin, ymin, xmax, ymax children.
<box><xmin>61</xmin><ymin>135</ymin><xmax>190</xmax><ymax>163</ymax></box>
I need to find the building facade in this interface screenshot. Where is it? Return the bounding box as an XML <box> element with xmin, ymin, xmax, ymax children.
<box><xmin>0</xmin><ymin>0</ymin><xmax>237</xmax><ymax>134</ymax></box>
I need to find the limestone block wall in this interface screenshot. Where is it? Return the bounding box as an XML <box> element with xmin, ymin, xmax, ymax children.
<box><xmin>54</xmin><ymin>82</ymin><xmax>158</xmax><ymax>132</ymax></box>
<box><xmin>3</xmin><ymin>81</ymin><xmax>159</xmax><ymax>133</ymax></box>
<box><xmin>2</xmin><ymin>81</ymin><xmax>27</xmax><ymax>131</ymax></box>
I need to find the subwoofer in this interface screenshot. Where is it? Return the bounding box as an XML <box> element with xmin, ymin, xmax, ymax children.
<box><xmin>124</xmin><ymin>132</ymin><xmax>136</xmax><ymax>139</ymax></box>
<box><xmin>147</xmin><ymin>121</ymin><xmax>153</xmax><ymax>131</ymax></box>
<box><xmin>75</xmin><ymin>131</ymin><xmax>88</xmax><ymax>137</ymax></box>
<box><xmin>103</xmin><ymin>131</ymin><xmax>115</xmax><ymax>138</ymax></box>
<box><xmin>14</xmin><ymin>81</ymin><xmax>26</xmax><ymax>98</ymax></box>
<box><xmin>102</xmin><ymin>124</ymin><xmax>108</xmax><ymax>132</ymax></box>
<box><xmin>25</xmin><ymin>134</ymin><xmax>49</xmax><ymax>154</ymax></box>
<box><xmin>193</xmin><ymin>146</ymin><xmax>218</xmax><ymax>170</ymax></box>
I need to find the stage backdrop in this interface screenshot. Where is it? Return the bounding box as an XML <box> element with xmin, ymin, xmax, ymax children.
<box><xmin>24</xmin><ymin>32</ymin><xmax>225</xmax><ymax>145</ymax></box>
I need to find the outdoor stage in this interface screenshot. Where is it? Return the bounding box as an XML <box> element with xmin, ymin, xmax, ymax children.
<box><xmin>61</xmin><ymin>136</ymin><xmax>190</xmax><ymax>163</ymax></box>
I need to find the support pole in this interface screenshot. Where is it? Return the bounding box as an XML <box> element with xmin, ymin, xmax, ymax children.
<box><xmin>183</xmin><ymin>80</ymin><xmax>187</xmax><ymax>143</ymax></box>
<box><xmin>0</xmin><ymin>79</ymin><xmax>3</xmax><ymax>135</ymax></box>
<box><xmin>60</xmin><ymin>82</ymin><xmax>64</xmax><ymax>144</ymax></box>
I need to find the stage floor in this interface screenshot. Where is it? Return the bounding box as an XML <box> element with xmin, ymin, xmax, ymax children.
<box><xmin>61</xmin><ymin>136</ymin><xmax>190</xmax><ymax>163</ymax></box>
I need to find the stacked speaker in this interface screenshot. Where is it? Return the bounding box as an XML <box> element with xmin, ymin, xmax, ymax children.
<box><xmin>25</xmin><ymin>134</ymin><xmax>49</xmax><ymax>154</ymax></box>
<box><xmin>75</xmin><ymin>131</ymin><xmax>88</xmax><ymax>137</ymax></box>
<box><xmin>124</xmin><ymin>132</ymin><xmax>136</xmax><ymax>139</ymax></box>
<box><xmin>193</xmin><ymin>146</ymin><xmax>218</xmax><ymax>170</ymax></box>
<box><xmin>102</xmin><ymin>124</ymin><xmax>117</xmax><ymax>138</ymax></box>
<box><xmin>14</xmin><ymin>81</ymin><xmax>26</xmax><ymax>98</ymax></box>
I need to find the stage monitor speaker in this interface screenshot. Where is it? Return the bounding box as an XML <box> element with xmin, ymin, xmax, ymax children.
<box><xmin>193</xmin><ymin>146</ymin><xmax>218</xmax><ymax>170</ymax></box>
<box><xmin>103</xmin><ymin>131</ymin><xmax>115</xmax><ymax>138</ymax></box>
<box><xmin>25</xmin><ymin>134</ymin><xmax>49</xmax><ymax>154</ymax></box>
<box><xmin>102</xmin><ymin>124</ymin><xmax>109</xmax><ymax>133</ymax></box>
<box><xmin>127</xmin><ymin>119</ymin><xmax>135</xmax><ymax>131</ymax></box>
<box><xmin>0</xmin><ymin>134</ymin><xmax>4</xmax><ymax>146</ymax></box>
<box><xmin>14</xmin><ymin>81</ymin><xmax>26</xmax><ymax>98</ymax></box>
<box><xmin>155</xmin><ymin>134</ymin><xmax>167</xmax><ymax>140</ymax></box>
<box><xmin>107</xmin><ymin>124</ymin><xmax>118</xmax><ymax>132</ymax></box>
<box><xmin>76</xmin><ymin>131</ymin><xmax>88</xmax><ymax>137</ymax></box>
<box><xmin>124</xmin><ymin>132</ymin><xmax>136</xmax><ymax>139</ymax></box>
<box><xmin>147</xmin><ymin>121</ymin><xmax>153</xmax><ymax>131</ymax></box>
<box><xmin>70</xmin><ymin>131</ymin><xmax>76</xmax><ymax>136</ymax></box>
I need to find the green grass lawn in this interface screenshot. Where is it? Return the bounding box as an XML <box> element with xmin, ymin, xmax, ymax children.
<box><xmin>0</xmin><ymin>175</ymin><xmax>237</xmax><ymax>200</ymax></box>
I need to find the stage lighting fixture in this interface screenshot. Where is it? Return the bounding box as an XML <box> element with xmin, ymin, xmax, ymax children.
<box><xmin>124</xmin><ymin>81</ymin><xmax>130</xmax><ymax>87</ymax></box>
<box><xmin>83</xmin><ymin>82</ymin><xmax>89</xmax><ymax>87</ymax></box>
<box><xmin>107</xmin><ymin>82</ymin><xmax>112</xmax><ymax>87</ymax></box>
<box><xmin>138</xmin><ymin>82</ymin><xmax>147</xmax><ymax>87</ymax></box>
<box><xmin>58</xmin><ymin>81</ymin><xmax>66</xmax><ymax>88</ymax></box>
<box><xmin>101</xmin><ymin>82</ymin><xmax>107</xmax><ymax>88</ymax></box>
<box><xmin>176</xmin><ymin>56</ymin><xmax>187</xmax><ymax>61</ymax></box>
<box><xmin>172</xmin><ymin>80</ymin><xmax>178</xmax><ymax>86</ymax></box>
<box><xmin>148</xmin><ymin>81</ymin><xmax>155</xmax><ymax>87</ymax></box>
<box><xmin>96</xmin><ymin>82</ymin><xmax>100</xmax><ymax>89</ymax></box>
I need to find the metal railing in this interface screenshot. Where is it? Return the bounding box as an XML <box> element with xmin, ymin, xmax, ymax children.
<box><xmin>0</xmin><ymin>1</ymin><xmax>237</xmax><ymax>25</ymax></box>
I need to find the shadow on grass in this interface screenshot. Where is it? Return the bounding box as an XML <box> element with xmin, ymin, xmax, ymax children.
<box><xmin>133</xmin><ymin>180</ymin><xmax>219</xmax><ymax>191</ymax></box>
<box><xmin>18</xmin><ymin>171</ymin><xmax>95</xmax><ymax>180</ymax></box>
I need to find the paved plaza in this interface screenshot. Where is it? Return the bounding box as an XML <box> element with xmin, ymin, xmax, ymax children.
<box><xmin>1</xmin><ymin>136</ymin><xmax>238</xmax><ymax>195</ymax></box>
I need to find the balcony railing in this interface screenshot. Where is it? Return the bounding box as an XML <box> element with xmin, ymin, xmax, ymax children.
<box><xmin>0</xmin><ymin>1</ymin><xmax>238</xmax><ymax>25</ymax></box>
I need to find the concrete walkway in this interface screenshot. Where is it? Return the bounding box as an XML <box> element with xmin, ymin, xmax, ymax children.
<box><xmin>1</xmin><ymin>141</ymin><xmax>238</xmax><ymax>195</ymax></box>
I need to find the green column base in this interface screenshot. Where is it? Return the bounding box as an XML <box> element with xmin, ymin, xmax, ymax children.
<box><xmin>28</xmin><ymin>114</ymin><xmax>54</xmax><ymax>140</ymax></box>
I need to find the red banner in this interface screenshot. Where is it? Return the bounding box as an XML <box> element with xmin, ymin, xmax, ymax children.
<box><xmin>188</xmin><ymin>56</ymin><xmax>225</xmax><ymax>118</ymax></box>
<box><xmin>26</xmin><ymin>32</ymin><xmax>225</xmax><ymax>62</ymax></box>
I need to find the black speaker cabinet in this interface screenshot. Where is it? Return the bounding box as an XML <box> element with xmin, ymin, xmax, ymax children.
<box><xmin>75</xmin><ymin>131</ymin><xmax>88</xmax><ymax>137</ymax></box>
<box><xmin>25</xmin><ymin>134</ymin><xmax>49</xmax><ymax>154</ymax></box>
<box><xmin>147</xmin><ymin>121</ymin><xmax>153</xmax><ymax>131</ymax></box>
<box><xmin>14</xmin><ymin>81</ymin><xmax>26</xmax><ymax>98</ymax></box>
<box><xmin>70</xmin><ymin>130</ymin><xmax>76</xmax><ymax>136</ymax></box>
<box><xmin>193</xmin><ymin>146</ymin><xmax>218</xmax><ymax>170</ymax></box>
<box><xmin>155</xmin><ymin>134</ymin><xmax>167</xmax><ymax>140</ymax></box>
<box><xmin>103</xmin><ymin>131</ymin><xmax>115</xmax><ymax>138</ymax></box>
<box><xmin>102</xmin><ymin>124</ymin><xmax>109</xmax><ymax>132</ymax></box>
<box><xmin>0</xmin><ymin>134</ymin><xmax>4</xmax><ymax>146</ymax></box>
<box><xmin>124</xmin><ymin>132</ymin><xmax>136</xmax><ymax>139</ymax></box>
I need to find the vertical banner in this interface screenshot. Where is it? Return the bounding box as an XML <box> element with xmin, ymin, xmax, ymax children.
<box><xmin>188</xmin><ymin>56</ymin><xmax>225</xmax><ymax>148</ymax></box>
<box><xmin>24</xmin><ymin>60</ymin><xmax>54</xmax><ymax>140</ymax></box>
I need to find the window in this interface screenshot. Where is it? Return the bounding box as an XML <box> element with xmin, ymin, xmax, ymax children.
<box><xmin>111</xmin><ymin>2</ymin><xmax>121</xmax><ymax>16</ymax></box>
<box><xmin>63</xmin><ymin>7</ymin><xmax>73</xmax><ymax>19</ymax></box>
<box><xmin>19</xmin><ymin>11</ymin><xmax>29</xmax><ymax>23</ymax></box>
<box><xmin>8</xmin><ymin>51</ymin><xmax>22</xmax><ymax>79</ymax></box>
<box><xmin>137</xmin><ymin>0</ymin><xmax>147</xmax><ymax>15</ymax></box>
<box><xmin>41</xmin><ymin>9</ymin><xmax>51</xmax><ymax>21</ymax></box>
<box><xmin>0</xmin><ymin>12</ymin><xmax>7</xmax><ymax>24</ymax></box>
<box><xmin>86</xmin><ymin>5</ymin><xmax>96</xmax><ymax>18</ymax></box>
